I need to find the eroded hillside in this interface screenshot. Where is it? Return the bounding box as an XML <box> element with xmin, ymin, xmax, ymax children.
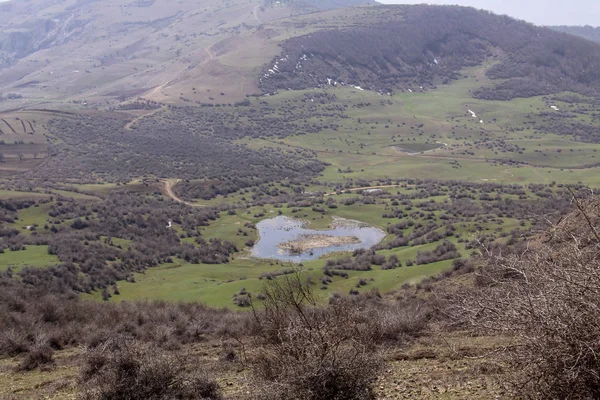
<box><xmin>0</xmin><ymin>0</ymin><xmax>275</xmax><ymax>107</ymax></box>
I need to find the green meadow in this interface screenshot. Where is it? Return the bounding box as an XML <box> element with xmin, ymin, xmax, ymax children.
<box><xmin>0</xmin><ymin>246</ymin><xmax>59</xmax><ymax>272</ymax></box>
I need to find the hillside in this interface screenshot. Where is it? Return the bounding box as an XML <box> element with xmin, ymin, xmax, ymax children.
<box><xmin>0</xmin><ymin>0</ymin><xmax>380</xmax><ymax>109</ymax></box>
<box><xmin>0</xmin><ymin>0</ymin><xmax>272</xmax><ymax>108</ymax></box>
<box><xmin>261</xmin><ymin>5</ymin><xmax>600</xmax><ymax>100</ymax></box>
<box><xmin>3</xmin><ymin>2</ymin><xmax>600</xmax><ymax>399</ymax></box>
<box><xmin>3</xmin><ymin>3</ymin><xmax>600</xmax><ymax>109</ymax></box>
<box><xmin>551</xmin><ymin>25</ymin><xmax>600</xmax><ymax>43</ymax></box>
<box><xmin>294</xmin><ymin>0</ymin><xmax>377</xmax><ymax>11</ymax></box>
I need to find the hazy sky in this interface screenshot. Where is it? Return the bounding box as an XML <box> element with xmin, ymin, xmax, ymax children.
<box><xmin>378</xmin><ymin>0</ymin><xmax>600</xmax><ymax>26</ymax></box>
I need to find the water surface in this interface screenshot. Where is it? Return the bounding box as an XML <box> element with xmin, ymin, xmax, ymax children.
<box><xmin>251</xmin><ymin>216</ymin><xmax>385</xmax><ymax>262</ymax></box>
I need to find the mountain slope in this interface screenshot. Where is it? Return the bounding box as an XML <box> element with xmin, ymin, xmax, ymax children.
<box><xmin>0</xmin><ymin>0</ymin><xmax>273</xmax><ymax>108</ymax></box>
<box><xmin>260</xmin><ymin>5</ymin><xmax>600</xmax><ymax>100</ymax></box>
<box><xmin>3</xmin><ymin>2</ymin><xmax>600</xmax><ymax>110</ymax></box>
<box><xmin>551</xmin><ymin>25</ymin><xmax>600</xmax><ymax>43</ymax></box>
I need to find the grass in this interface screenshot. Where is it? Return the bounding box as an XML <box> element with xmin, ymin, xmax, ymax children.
<box><xmin>93</xmin><ymin>255</ymin><xmax>453</xmax><ymax>308</ymax></box>
<box><xmin>239</xmin><ymin>63</ymin><xmax>600</xmax><ymax>187</ymax></box>
<box><xmin>9</xmin><ymin>203</ymin><xmax>52</xmax><ymax>231</ymax></box>
<box><xmin>8</xmin><ymin>54</ymin><xmax>596</xmax><ymax>309</ymax></box>
<box><xmin>102</xmin><ymin>182</ymin><xmax>525</xmax><ymax>307</ymax></box>
<box><xmin>0</xmin><ymin>349</ymin><xmax>79</xmax><ymax>400</ymax></box>
<box><xmin>0</xmin><ymin>246</ymin><xmax>60</xmax><ymax>272</ymax></box>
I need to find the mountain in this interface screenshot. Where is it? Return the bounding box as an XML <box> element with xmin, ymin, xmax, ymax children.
<box><xmin>260</xmin><ymin>5</ymin><xmax>600</xmax><ymax>100</ymax></box>
<box><xmin>2</xmin><ymin>1</ymin><xmax>600</xmax><ymax>110</ymax></box>
<box><xmin>0</xmin><ymin>0</ymin><xmax>274</xmax><ymax>107</ymax></box>
<box><xmin>551</xmin><ymin>25</ymin><xmax>600</xmax><ymax>43</ymax></box>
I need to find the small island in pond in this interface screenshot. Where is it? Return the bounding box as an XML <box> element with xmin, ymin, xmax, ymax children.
<box><xmin>278</xmin><ymin>234</ymin><xmax>361</xmax><ymax>254</ymax></box>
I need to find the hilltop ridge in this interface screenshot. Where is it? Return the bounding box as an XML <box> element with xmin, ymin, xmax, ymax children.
<box><xmin>2</xmin><ymin>2</ymin><xmax>600</xmax><ymax>109</ymax></box>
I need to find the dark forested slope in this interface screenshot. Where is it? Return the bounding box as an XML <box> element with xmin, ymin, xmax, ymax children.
<box><xmin>551</xmin><ymin>25</ymin><xmax>600</xmax><ymax>43</ymax></box>
<box><xmin>261</xmin><ymin>5</ymin><xmax>600</xmax><ymax>100</ymax></box>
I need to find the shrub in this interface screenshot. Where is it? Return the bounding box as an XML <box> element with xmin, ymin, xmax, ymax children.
<box><xmin>445</xmin><ymin>198</ymin><xmax>600</xmax><ymax>399</ymax></box>
<box><xmin>251</xmin><ymin>270</ymin><xmax>383</xmax><ymax>399</ymax></box>
<box><xmin>17</xmin><ymin>342</ymin><xmax>54</xmax><ymax>371</ymax></box>
<box><xmin>79</xmin><ymin>337</ymin><xmax>222</xmax><ymax>400</ymax></box>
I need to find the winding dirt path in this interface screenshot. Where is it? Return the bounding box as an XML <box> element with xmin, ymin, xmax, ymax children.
<box><xmin>124</xmin><ymin>106</ymin><xmax>166</xmax><ymax>131</ymax></box>
<box><xmin>143</xmin><ymin>41</ymin><xmax>216</xmax><ymax>102</ymax></box>
<box><xmin>253</xmin><ymin>5</ymin><xmax>262</xmax><ymax>24</ymax></box>
<box><xmin>162</xmin><ymin>179</ymin><xmax>206</xmax><ymax>207</ymax></box>
<box><xmin>205</xmin><ymin>43</ymin><xmax>215</xmax><ymax>61</ymax></box>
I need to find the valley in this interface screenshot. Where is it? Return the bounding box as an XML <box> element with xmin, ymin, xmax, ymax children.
<box><xmin>1</xmin><ymin>1</ymin><xmax>600</xmax><ymax>399</ymax></box>
<box><xmin>1</xmin><ymin>0</ymin><xmax>599</xmax><ymax>310</ymax></box>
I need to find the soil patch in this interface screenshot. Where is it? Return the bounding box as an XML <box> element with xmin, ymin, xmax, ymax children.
<box><xmin>278</xmin><ymin>234</ymin><xmax>360</xmax><ymax>254</ymax></box>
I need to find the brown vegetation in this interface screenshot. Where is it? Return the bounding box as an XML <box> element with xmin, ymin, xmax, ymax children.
<box><xmin>443</xmin><ymin>196</ymin><xmax>600</xmax><ymax>399</ymax></box>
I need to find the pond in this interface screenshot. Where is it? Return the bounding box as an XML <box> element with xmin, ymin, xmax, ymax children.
<box><xmin>251</xmin><ymin>216</ymin><xmax>386</xmax><ymax>262</ymax></box>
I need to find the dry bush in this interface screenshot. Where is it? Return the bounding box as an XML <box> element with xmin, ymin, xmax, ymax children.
<box><xmin>250</xmin><ymin>270</ymin><xmax>383</xmax><ymax>400</ymax></box>
<box><xmin>445</xmin><ymin>198</ymin><xmax>600</xmax><ymax>399</ymax></box>
<box><xmin>79</xmin><ymin>337</ymin><xmax>222</xmax><ymax>400</ymax></box>
<box><xmin>17</xmin><ymin>341</ymin><xmax>55</xmax><ymax>371</ymax></box>
<box><xmin>0</xmin><ymin>282</ymin><xmax>250</xmax><ymax>359</ymax></box>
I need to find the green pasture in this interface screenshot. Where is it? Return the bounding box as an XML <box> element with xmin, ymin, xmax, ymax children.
<box><xmin>8</xmin><ymin>203</ymin><xmax>52</xmax><ymax>231</ymax></box>
<box><xmin>97</xmin><ymin>185</ymin><xmax>526</xmax><ymax>308</ymax></box>
<box><xmin>241</xmin><ymin>64</ymin><xmax>600</xmax><ymax>188</ymax></box>
<box><xmin>0</xmin><ymin>246</ymin><xmax>59</xmax><ymax>272</ymax></box>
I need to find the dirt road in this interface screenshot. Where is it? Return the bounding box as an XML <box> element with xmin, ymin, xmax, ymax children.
<box><xmin>162</xmin><ymin>179</ymin><xmax>206</xmax><ymax>207</ymax></box>
<box><xmin>124</xmin><ymin>106</ymin><xmax>166</xmax><ymax>131</ymax></box>
<box><xmin>253</xmin><ymin>5</ymin><xmax>262</xmax><ymax>24</ymax></box>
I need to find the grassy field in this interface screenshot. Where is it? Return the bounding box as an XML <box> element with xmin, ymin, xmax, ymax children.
<box><xmin>8</xmin><ymin>203</ymin><xmax>53</xmax><ymax>230</ymax></box>
<box><xmin>90</xmin><ymin>256</ymin><xmax>451</xmax><ymax>308</ymax></box>
<box><xmin>103</xmin><ymin>181</ymin><xmax>530</xmax><ymax>307</ymax></box>
<box><xmin>0</xmin><ymin>245</ymin><xmax>59</xmax><ymax>272</ymax></box>
<box><xmin>0</xmin><ymin>111</ymin><xmax>52</xmax><ymax>176</ymax></box>
<box><xmin>2</xmin><ymin>54</ymin><xmax>593</xmax><ymax>309</ymax></box>
<box><xmin>238</xmin><ymin>64</ymin><xmax>600</xmax><ymax>187</ymax></box>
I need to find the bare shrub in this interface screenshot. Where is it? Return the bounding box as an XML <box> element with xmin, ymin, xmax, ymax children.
<box><xmin>79</xmin><ymin>337</ymin><xmax>222</xmax><ymax>400</ymax></box>
<box><xmin>445</xmin><ymin>198</ymin><xmax>600</xmax><ymax>399</ymax></box>
<box><xmin>251</xmin><ymin>269</ymin><xmax>383</xmax><ymax>400</ymax></box>
<box><xmin>17</xmin><ymin>342</ymin><xmax>55</xmax><ymax>371</ymax></box>
<box><xmin>0</xmin><ymin>328</ymin><xmax>30</xmax><ymax>356</ymax></box>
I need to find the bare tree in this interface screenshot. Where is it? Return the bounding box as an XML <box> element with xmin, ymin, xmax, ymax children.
<box><xmin>251</xmin><ymin>268</ymin><xmax>383</xmax><ymax>400</ymax></box>
<box><xmin>444</xmin><ymin>198</ymin><xmax>600</xmax><ymax>399</ymax></box>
